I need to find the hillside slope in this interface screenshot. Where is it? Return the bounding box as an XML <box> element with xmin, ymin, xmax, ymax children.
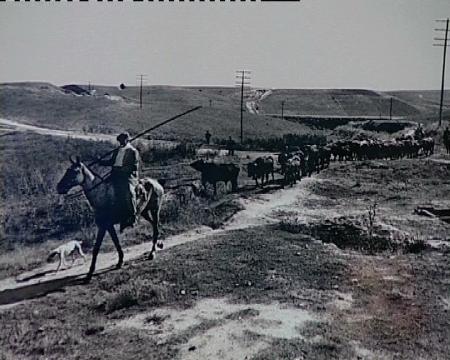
<box><xmin>257</xmin><ymin>88</ymin><xmax>424</xmax><ymax>118</ymax></box>
<box><xmin>1</xmin><ymin>83</ymin><xmax>448</xmax><ymax>141</ymax></box>
<box><xmin>0</xmin><ymin>83</ymin><xmax>313</xmax><ymax>141</ymax></box>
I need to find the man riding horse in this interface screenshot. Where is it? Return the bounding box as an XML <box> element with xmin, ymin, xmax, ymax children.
<box><xmin>99</xmin><ymin>132</ymin><xmax>140</xmax><ymax>232</ymax></box>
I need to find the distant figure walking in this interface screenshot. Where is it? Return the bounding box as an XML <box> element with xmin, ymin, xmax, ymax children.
<box><xmin>444</xmin><ymin>126</ymin><xmax>450</xmax><ymax>154</ymax></box>
<box><xmin>414</xmin><ymin>123</ymin><xmax>424</xmax><ymax>140</ymax></box>
<box><xmin>205</xmin><ymin>130</ymin><xmax>212</xmax><ymax>145</ymax></box>
<box><xmin>227</xmin><ymin>136</ymin><xmax>236</xmax><ymax>156</ymax></box>
<box><xmin>98</xmin><ymin>132</ymin><xmax>140</xmax><ymax>232</ymax></box>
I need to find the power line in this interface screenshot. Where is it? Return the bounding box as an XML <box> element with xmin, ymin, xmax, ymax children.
<box><xmin>434</xmin><ymin>18</ymin><xmax>449</xmax><ymax>127</ymax></box>
<box><xmin>235</xmin><ymin>70</ymin><xmax>251</xmax><ymax>143</ymax></box>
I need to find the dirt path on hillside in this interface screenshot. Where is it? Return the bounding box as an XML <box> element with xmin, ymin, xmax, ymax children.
<box><xmin>0</xmin><ymin>118</ymin><xmax>117</xmax><ymax>143</ymax></box>
<box><xmin>0</xmin><ymin>177</ymin><xmax>322</xmax><ymax>307</ymax></box>
<box><xmin>246</xmin><ymin>89</ymin><xmax>272</xmax><ymax>114</ymax></box>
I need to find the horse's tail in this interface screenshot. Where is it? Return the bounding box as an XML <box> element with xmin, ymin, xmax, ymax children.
<box><xmin>47</xmin><ymin>251</ymin><xmax>59</xmax><ymax>263</ymax></box>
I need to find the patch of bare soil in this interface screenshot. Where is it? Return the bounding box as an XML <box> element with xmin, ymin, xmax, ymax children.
<box><xmin>114</xmin><ymin>297</ymin><xmax>316</xmax><ymax>360</ymax></box>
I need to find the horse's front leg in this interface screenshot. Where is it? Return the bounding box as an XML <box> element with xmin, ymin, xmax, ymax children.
<box><xmin>85</xmin><ymin>227</ymin><xmax>106</xmax><ymax>283</ymax></box>
<box><xmin>108</xmin><ymin>226</ymin><xmax>124</xmax><ymax>269</ymax></box>
<box><xmin>142</xmin><ymin>210</ymin><xmax>159</xmax><ymax>260</ymax></box>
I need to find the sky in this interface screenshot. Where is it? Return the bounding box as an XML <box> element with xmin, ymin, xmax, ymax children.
<box><xmin>0</xmin><ymin>0</ymin><xmax>449</xmax><ymax>90</ymax></box>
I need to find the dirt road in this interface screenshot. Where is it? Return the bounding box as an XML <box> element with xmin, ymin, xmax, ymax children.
<box><xmin>0</xmin><ymin>118</ymin><xmax>179</xmax><ymax>149</ymax></box>
<box><xmin>0</xmin><ymin>177</ymin><xmax>318</xmax><ymax>305</ymax></box>
<box><xmin>0</xmin><ymin>118</ymin><xmax>116</xmax><ymax>142</ymax></box>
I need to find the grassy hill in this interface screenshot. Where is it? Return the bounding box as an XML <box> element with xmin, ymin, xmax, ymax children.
<box><xmin>1</xmin><ymin>83</ymin><xmax>448</xmax><ymax>142</ymax></box>
<box><xmin>0</xmin><ymin>83</ymin><xmax>313</xmax><ymax>141</ymax></box>
<box><xmin>257</xmin><ymin>88</ymin><xmax>424</xmax><ymax>118</ymax></box>
<box><xmin>385</xmin><ymin>90</ymin><xmax>450</xmax><ymax>114</ymax></box>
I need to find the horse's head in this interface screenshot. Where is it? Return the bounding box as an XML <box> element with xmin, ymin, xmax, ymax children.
<box><xmin>57</xmin><ymin>156</ymin><xmax>87</xmax><ymax>194</ymax></box>
<box><xmin>190</xmin><ymin>159</ymin><xmax>205</xmax><ymax>172</ymax></box>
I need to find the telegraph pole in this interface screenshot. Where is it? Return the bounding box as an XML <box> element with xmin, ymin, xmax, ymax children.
<box><xmin>434</xmin><ymin>18</ymin><xmax>449</xmax><ymax>127</ymax></box>
<box><xmin>281</xmin><ymin>100</ymin><xmax>285</xmax><ymax>120</ymax></box>
<box><xmin>137</xmin><ymin>74</ymin><xmax>147</xmax><ymax>109</ymax></box>
<box><xmin>389</xmin><ymin>97</ymin><xmax>393</xmax><ymax>121</ymax></box>
<box><xmin>235</xmin><ymin>70</ymin><xmax>251</xmax><ymax>143</ymax></box>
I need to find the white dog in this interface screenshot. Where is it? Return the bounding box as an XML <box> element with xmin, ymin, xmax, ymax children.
<box><xmin>47</xmin><ymin>240</ymin><xmax>87</xmax><ymax>271</ymax></box>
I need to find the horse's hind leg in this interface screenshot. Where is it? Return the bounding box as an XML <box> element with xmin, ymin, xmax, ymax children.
<box><xmin>85</xmin><ymin>227</ymin><xmax>106</xmax><ymax>283</ymax></box>
<box><xmin>108</xmin><ymin>226</ymin><xmax>124</xmax><ymax>269</ymax></box>
<box><xmin>56</xmin><ymin>255</ymin><xmax>62</xmax><ymax>272</ymax></box>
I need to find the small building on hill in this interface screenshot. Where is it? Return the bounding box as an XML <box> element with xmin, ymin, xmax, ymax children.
<box><xmin>61</xmin><ymin>84</ymin><xmax>90</xmax><ymax>96</ymax></box>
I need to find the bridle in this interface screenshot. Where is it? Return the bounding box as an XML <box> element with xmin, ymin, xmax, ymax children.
<box><xmin>65</xmin><ymin>163</ymin><xmax>111</xmax><ymax>200</ymax></box>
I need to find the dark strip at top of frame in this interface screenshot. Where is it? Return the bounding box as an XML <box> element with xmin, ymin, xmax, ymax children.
<box><xmin>2</xmin><ymin>0</ymin><xmax>301</xmax><ymax>2</ymax></box>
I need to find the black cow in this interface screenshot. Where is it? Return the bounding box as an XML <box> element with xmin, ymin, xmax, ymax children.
<box><xmin>247</xmin><ymin>156</ymin><xmax>275</xmax><ymax>188</ymax></box>
<box><xmin>278</xmin><ymin>151</ymin><xmax>290</xmax><ymax>175</ymax></box>
<box><xmin>190</xmin><ymin>159</ymin><xmax>240</xmax><ymax>194</ymax></box>
<box><xmin>284</xmin><ymin>155</ymin><xmax>302</xmax><ymax>186</ymax></box>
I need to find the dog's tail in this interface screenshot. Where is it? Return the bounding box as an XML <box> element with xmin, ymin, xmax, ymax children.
<box><xmin>47</xmin><ymin>251</ymin><xmax>58</xmax><ymax>263</ymax></box>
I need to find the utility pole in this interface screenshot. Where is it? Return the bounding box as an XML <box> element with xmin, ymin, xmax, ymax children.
<box><xmin>389</xmin><ymin>97</ymin><xmax>393</xmax><ymax>121</ymax></box>
<box><xmin>434</xmin><ymin>18</ymin><xmax>449</xmax><ymax>127</ymax></box>
<box><xmin>281</xmin><ymin>100</ymin><xmax>285</xmax><ymax>120</ymax></box>
<box><xmin>235</xmin><ymin>70</ymin><xmax>251</xmax><ymax>143</ymax></box>
<box><xmin>136</xmin><ymin>74</ymin><xmax>147</xmax><ymax>109</ymax></box>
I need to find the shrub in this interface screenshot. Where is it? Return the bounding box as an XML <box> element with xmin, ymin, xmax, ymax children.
<box><xmin>105</xmin><ymin>284</ymin><xmax>139</xmax><ymax>313</ymax></box>
<box><xmin>104</xmin><ymin>279</ymin><xmax>169</xmax><ymax>313</ymax></box>
<box><xmin>139</xmin><ymin>141</ymin><xmax>198</xmax><ymax>164</ymax></box>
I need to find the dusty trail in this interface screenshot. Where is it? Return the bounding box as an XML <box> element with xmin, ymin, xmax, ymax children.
<box><xmin>0</xmin><ymin>118</ymin><xmax>116</xmax><ymax>143</ymax></box>
<box><xmin>0</xmin><ymin>118</ymin><xmax>179</xmax><ymax>149</ymax></box>
<box><xmin>245</xmin><ymin>89</ymin><xmax>272</xmax><ymax>114</ymax></box>
<box><xmin>0</xmin><ymin>178</ymin><xmax>318</xmax><ymax>307</ymax></box>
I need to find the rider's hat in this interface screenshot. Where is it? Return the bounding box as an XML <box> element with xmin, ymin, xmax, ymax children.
<box><xmin>117</xmin><ymin>132</ymin><xmax>130</xmax><ymax>142</ymax></box>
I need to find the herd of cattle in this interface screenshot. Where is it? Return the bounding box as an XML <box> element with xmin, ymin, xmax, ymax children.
<box><xmin>190</xmin><ymin>136</ymin><xmax>435</xmax><ymax>193</ymax></box>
